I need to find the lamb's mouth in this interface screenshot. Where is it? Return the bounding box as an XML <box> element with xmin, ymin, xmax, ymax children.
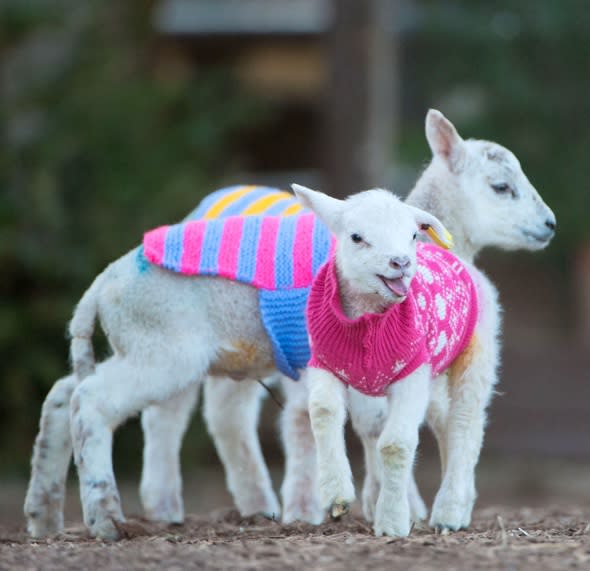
<box><xmin>378</xmin><ymin>275</ymin><xmax>408</xmax><ymax>298</ymax></box>
<box><xmin>522</xmin><ymin>228</ymin><xmax>554</xmax><ymax>245</ymax></box>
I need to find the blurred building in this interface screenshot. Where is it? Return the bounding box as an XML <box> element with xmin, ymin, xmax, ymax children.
<box><xmin>153</xmin><ymin>0</ymin><xmax>398</xmax><ymax>195</ymax></box>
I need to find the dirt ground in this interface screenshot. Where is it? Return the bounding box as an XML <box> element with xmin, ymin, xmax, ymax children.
<box><xmin>3</xmin><ymin>458</ymin><xmax>590</xmax><ymax>570</ymax></box>
<box><xmin>2</xmin><ymin>507</ymin><xmax>590</xmax><ymax>571</ymax></box>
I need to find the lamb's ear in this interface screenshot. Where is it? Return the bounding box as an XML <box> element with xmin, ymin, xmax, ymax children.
<box><xmin>291</xmin><ymin>184</ymin><xmax>344</xmax><ymax>233</ymax></box>
<box><xmin>406</xmin><ymin>204</ymin><xmax>454</xmax><ymax>250</ymax></box>
<box><xmin>425</xmin><ymin>109</ymin><xmax>466</xmax><ymax>173</ymax></box>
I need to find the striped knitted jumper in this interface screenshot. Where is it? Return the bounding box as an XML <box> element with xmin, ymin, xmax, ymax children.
<box><xmin>307</xmin><ymin>243</ymin><xmax>479</xmax><ymax>396</ymax></box>
<box><xmin>143</xmin><ymin>211</ymin><xmax>334</xmax><ymax>380</ymax></box>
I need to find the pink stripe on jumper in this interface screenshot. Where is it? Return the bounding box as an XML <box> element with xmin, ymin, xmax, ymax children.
<box><xmin>216</xmin><ymin>216</ymin><xmax>244</xmax><ymax>280</ymax></box>
<box><xmin>293</xmin><ymin>214</ymin><xmax>315</xmax><ymax>288</ymax></box>
<box><xmin>253</xmin><ymin>216</ymin><xmax>280</xmax><ymax>288</ymax></box>
<box><xmin>143</xmin><ymin>225</ymin><xmax>168</xmax><ymax>265</ymax></box>
<box><xmin>180</xmin><ymin>223</ymin><xmax>206</xmax><ymax>274</ymax></box>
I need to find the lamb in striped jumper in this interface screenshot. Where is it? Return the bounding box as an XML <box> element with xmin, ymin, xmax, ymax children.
<box><xmin>292</xmin><ymin>184</ymin><xmax>501</xmax><ymax>537</ymax></box>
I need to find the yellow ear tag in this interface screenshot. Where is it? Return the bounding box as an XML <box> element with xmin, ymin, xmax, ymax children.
<box><xmin>426</xmin><ymin>226</ymin><xmax>454</xmax><ymax>250</ymax></box>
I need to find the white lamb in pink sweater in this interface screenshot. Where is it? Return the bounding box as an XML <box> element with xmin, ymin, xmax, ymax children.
<box><xmin>293</xmin><ymin>184</ymin><xmax>501</xmax><ymax>537</ymax></box>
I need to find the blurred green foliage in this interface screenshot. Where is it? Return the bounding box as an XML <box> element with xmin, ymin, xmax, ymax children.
<box><xmin>1</xmin><ymin>0</ymin><xmax>267</xmax><ymax>475</ymax></box>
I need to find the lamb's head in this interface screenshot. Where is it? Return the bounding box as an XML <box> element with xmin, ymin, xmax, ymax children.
<box><xmin>424</xmin><ymin>109</ymin><xmax>556</xmax><ymax>253</ymax></box>
<box><xmin>292</xmin><ymin>184</ymin><xmax>451</xmax><ymax>306</ymax></box>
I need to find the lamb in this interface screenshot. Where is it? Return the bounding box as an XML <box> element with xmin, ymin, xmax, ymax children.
<box><xmin>291</xmin><ymin>184</ymin><xmax>499</xmax><ymax>536</ymax></box>
<box><xmin>24</xmin><ymin>110</ymin><xmax>556</xmax><ymax>539</ymax></box>
<box><xmin>138</xmin><ymin>111</ymin><xmax>556</xmax><ymax>530</ymax></box>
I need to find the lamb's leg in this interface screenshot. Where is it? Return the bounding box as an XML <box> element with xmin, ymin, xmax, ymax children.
<box><xmin>430</xmin><ymin>341</ymin><xmax>497</xmax><ymax>532</ymax></box>
<box><xmin>140</xmin><ymin>383</ymin><xmax>200</xmax><ymax>523</ymax></box>
<box><xmin>349</xmin><ymin>390</ymin><xmax>384</xmax><ymax>522</ymax></box>
<box><xmin>24</xmin><ymin>374</ymin><xmax>77</xmax><ymax>537</ymax></box>
<box><xmin>308</xmin><ymin>368</ymin><xmax>354</xmax><ymax>520</ymax></box>
<box><xmin>374</xmin><ymin>366</ymin><xmax>430</xmax><ymax>537</ymax></box>
<box><xmin>204</xmin><ymin>376</ymin><xmax>280</xmax><ymax>519</ymax></box>
<box><xmin>408</xmin><ymin>472</ymin><xmax>428</xmax><ymax>525</ymax></box>
<box><xmin>349</xmin><ymin>390</ymin><xmax>427</xmax><ymax>524</ymax></box>
<box><xmin>280</xmin><ymin>375</ymin><xmax>323</xmax><ymax>524</ymax></box>
<box><xmin>70</xmin><ymin>356</ymin><xmax>204</xmax><ymax>540</ymax></box>
<box><xmin>426</xmin><ymin>375</ymin><xmax>450</xmax><ymax>476</ymax></box>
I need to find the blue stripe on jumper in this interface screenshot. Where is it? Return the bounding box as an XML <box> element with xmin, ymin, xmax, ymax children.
<box><xmin>198</xmin><ymin>220</ymin><xmax>224</xmax><ymax>274</ymax></box>
<box><xmin>274</xmin><ymin>215</ymin><xmax>297</xmax><ymax>288</ymax></box>
<box><xmin>258</xmin><ymin>288</ymin><xmax>311</xmax><ymax>380</ymax></box>
<box><xmin>236</xmin><ymin>216</ymin><xmax>263</xmax><ymax>283</ymax></box>
<box><xmin>163</xmin><ymin>223</ymin><xmax>185</xmax><ymax>272</ymax></box>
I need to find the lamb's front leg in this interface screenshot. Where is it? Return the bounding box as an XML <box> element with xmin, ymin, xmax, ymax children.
<box><xmin>280</xmin><ymin>375</ymin><xmax>323</xmax><ymax>524</ymax></box>
<box><xmin>374</xmin><ymin>366</ymin><xmax>430</xmax><ymax>537</ymax></box>
<box><xmin>308</xmin><ymin>368</ymin><xmax>354</xmax><ymax>519</ymax></box>
<box><xmin>349</xmin><ymin>389</ymin><xmax>428</xmax><ymax>524</ymax></box>
<box><xmin>140</xmin><ymin>383</ymin><xmax>200</xmax><ymax>523</ymax></box>
<box><xmin>349</xmin><ymin>389</ymin><xmax>385</xmax><ymax>522</ymax></box>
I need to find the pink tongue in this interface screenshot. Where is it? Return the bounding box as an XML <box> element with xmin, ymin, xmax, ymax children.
<box><xmin>383</xmin><ymin>277</ymin><xmax>408</xmax><ymax>297</ymax></box>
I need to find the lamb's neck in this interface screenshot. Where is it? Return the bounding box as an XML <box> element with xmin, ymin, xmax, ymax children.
<box><xmin>336</xmin><ymin>265</ymin><xmax>392</xmax><ymax>319</ymax></box>
<box><xmin>406</xmin><ymin>164</ymin><xmax>479</xmax><ymax>264</ymax></box>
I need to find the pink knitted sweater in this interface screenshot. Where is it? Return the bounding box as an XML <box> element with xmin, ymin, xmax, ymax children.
<box><xmin>307</xmin><ymin>243</ymin><xmax>479</xmax><ymax>396</ymax></box>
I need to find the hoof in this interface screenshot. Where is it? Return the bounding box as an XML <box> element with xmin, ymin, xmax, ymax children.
<box><xmin>144</xmin><ymin>506</ymin><xmax>184</xmax><ymax>525</ymax></box>
<box><xmin>329</xmin><ymin>502</ymin><xmax>350</xmax><ymax>520</ymax></box>
<box><xmin>411</xmin><ymin>519</ymin><xmax>429</xmax><ymax>531</ymax></box>
<box><xmin>90</xmin><ymin>519</ymin><xmax>121</xmax><ymax>541</ymax></box>
<box><xmin>433</xmin><ymin>521</ymin><xmax>468</xmax><ymax>534</ymax></box>
<box><xmin>26</xmin><ymin>516</ymin><xmax>63</xmax><ymax>539</ymax></box>
<box><xmin>374</xmin><ymin>521</ymin><xmax>411</xmax><ymax>538</ymax></box>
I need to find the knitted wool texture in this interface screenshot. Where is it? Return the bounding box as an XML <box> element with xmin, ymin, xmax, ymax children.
<box><xmin>186</xmin><ymin>185</ymin><xmax>304</xmax><ymax>220</ymax></box>
<box><xmin>307</xmin><ymin>243</ymin><xmax>479</xmax><ymax>397</ymax></box>
<box><xmin>143</xmin><ymin>211</ymin><xmax>334</xmax><ymax>379</ymax></box>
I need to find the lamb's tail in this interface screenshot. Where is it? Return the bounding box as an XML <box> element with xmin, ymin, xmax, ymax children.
<box><xmin>69</xmin><ymin>272</ymin><xmax>105</xmax><ymax>382</ymax></box>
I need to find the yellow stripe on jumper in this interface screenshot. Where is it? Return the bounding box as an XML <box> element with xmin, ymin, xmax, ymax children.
<box><xmin>241</xmin><ymin>191</ymin><xmax>294</xmax><ymax>215</ymax></box>
<box><xmin>203</xmin><ymin>185</ymin><xmax>258</xmax><ymax>219</ymax></box>
<box><xmin>281</xmin><ymin>202</ymin><xmax>304</xmax><ymax>216</ymax></box>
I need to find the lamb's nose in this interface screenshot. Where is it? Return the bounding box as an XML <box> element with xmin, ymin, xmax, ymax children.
<box><xmin>390</xmin><ymin>256</ymin><xmax>410</xmax><ymax>270</ymax></box>
<box><xmin>545</xmin><ymin>217</ymin><xmax>556</xmax><ymax>232</ymax></box>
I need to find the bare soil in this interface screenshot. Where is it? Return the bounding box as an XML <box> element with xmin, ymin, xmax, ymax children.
<box><xmin>2</xmin><ymin>505</ymin><xmax>590</xmax><ymax>571</ymax></box>
<box><xmin>4</xmin><ymin>457</ymin><xmax>590</xmax><ymax>570</ymax></box>
<box><xmin>8</xmin><ymin>453</ymin><xmax>590</xmax><ymax>569</ymax></box>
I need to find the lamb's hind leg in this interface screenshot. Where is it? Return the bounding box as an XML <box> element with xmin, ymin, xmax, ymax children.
<box><xmin>430</xmin><ymin>333</ymin><xmax>498</xmax><ymax>532</ymax></box>
<box><xmin>24</xmin><ymin>374</ymin><xmax>77</xmax><ymax>537</ymax></box>
<box><xmin>204</xmin><ymin>376</ymin><xmax>280</xmax><ymax>519</ymax></box>
<box><xmin>426</xmin><ymin>375</ymin><xmax>450</xmax><ymax>477</ymax></box>
<box><xmin>71</xmin><ymin>353</ymin><xmax>208</xmax><ymax>540</ymax></box>
<box><xmin>349</xmin><ymin>390</ymin><xmax>428</xmax><ymax>524</ymax></box>
<box><xmin>140</xmin><ymin>383</ymin><xmax>200</xmax><ymax>523</ymax></box>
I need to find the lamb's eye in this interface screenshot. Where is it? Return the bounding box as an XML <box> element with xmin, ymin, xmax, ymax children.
<box><xmin>412</xmin><ymin>232</ymin><xmax>418</xmax><ymax>240</ymax></box>
<box><xmin>491</xmin><ymin>182</ymin><xmax>510</xmax><ymax>194</ymax></box>
<box><xmin>351</xmin><ymin>233</ymin><xmax>363</xmax><ymax>243</ymax></box>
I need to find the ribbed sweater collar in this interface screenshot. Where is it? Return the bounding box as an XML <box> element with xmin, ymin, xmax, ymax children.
<box><xmin>307</xmin><ymin>258</ymin><xmax>428</xmax><ymax>394</ymax></box>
